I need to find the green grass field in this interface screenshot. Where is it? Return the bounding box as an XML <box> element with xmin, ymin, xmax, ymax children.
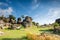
<box><xmin>0</xmin><ymin>27</ymin><xmax>53</xmax><ymax>40</ymax></box>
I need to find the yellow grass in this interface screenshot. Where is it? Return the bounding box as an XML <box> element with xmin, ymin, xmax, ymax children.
<box><xmin>27</xmin><ymin>32</ymin><xmax>60</xmax><ymax>40</ymax></box>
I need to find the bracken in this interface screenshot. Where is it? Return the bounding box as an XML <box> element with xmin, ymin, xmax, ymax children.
<box><xmin>27</xmin><ymin>33</ymin><xmax>60</xmax><ymax>40</ymax></box>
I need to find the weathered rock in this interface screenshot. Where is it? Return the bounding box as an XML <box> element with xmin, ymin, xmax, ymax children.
<box><xmin>54</xmin><ymin>26</ymin><xmax>60</xmax><ymax>33</ymax></box>
<box><xmin>16</xmin><ymin>26</ymin><xmax>21</xmax><ymax>30</ymax></box>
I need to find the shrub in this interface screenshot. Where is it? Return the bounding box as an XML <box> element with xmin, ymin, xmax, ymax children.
<box><xmin>27</xmin><ymin>33</ymin><xmax>60</xmax><ymax>40</ymax></box>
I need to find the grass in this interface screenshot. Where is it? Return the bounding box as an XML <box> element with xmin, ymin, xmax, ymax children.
<box><xmin>0</xmin><ymin>26</ymin><xmax>53</xmax><ymax>40</ymax></box>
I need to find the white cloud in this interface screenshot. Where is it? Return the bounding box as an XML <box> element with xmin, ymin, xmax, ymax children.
<box><xmin>33</xmin><ymin>8</ymin><xmax>60</xmax><ymax>25</ymax></box>
<box><xmin>0</xmin><ymin>7</ymin><xmax>13</xmax><ymax>16</ymax></box>
<box><xmin>28</xmin><ymin>0</ymin><xmax>40</xmax><ymax>14</ymax></box>
<box><xmin>34</xmin><ymin>0</ymin><xmax>37</xmax><ymax>3</ymax></box>
<box><xmin>0</xmin><ymin>2</ymin><xmax>8</xmax><ymax>6</ymax></box>
<box><xmin>32</xmin><ymin>0</ymin><xmax>40</xmax><ymax>9</ymax></box>
<box><xmin>47</xmin><ymin>8</ymin><xmax>60</xmax><ymax>18</ymax></box>
<box><xmin>32</xmin><ymin>3</ymin><xmax>40</xmax><ymax>10</ymax></box>
<box><xmin>6</xmin><ymin>0</ymin><xmax>12</xmax><ymax>4</ymax></box>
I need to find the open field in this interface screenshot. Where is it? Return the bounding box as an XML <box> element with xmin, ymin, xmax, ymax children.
<box><xmin>0</xmin><ymin>27</ymin><xmax>53</xmax><ymax>40</ymax></box>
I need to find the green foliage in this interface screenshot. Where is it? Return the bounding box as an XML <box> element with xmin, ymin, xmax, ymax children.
<box><xmin>0</xmin><ymin>26</ymin><xmax>53</xmax><ymax>40</ymax></box>
<box><xmin>32</xmin><ymin>22</ymin><xmax>36</xmax><ymax>25</ymax></box>
<box><xmin>21</xmin><ymin>15</ymin><xmax>25</xmax><ymax>18</ymax></box>
<box><xmin>0</xmin><ymin>15</ymin><xmax>4</xmax><ymax>20</ymax></box>
<box><xmin>17</xmin><ymin>17</ymin><xmax>21</xmax><ymax>24</ymax></box>
<box><xmin>55</xmin><ymin>18</ymin><xmax>60</xmax><ymax>26</ymax></box>
<box><xmin>8</xmin><ymin>15</ymin><xmax>16</xmax><ymax>24</ymax></box>
<box><xmin>53</xmin><ymin>22</ymin><xmax>59</xmax><ymax>27</ymax></box>
<box><xmin>8</xmin><ymin>15</ymin><xmax>16</xmax><ymax>20</ymax></box>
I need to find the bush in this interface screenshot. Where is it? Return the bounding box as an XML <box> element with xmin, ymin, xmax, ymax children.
<box><xmin>27</xmin><ymin>33</ymin><xmax>60</xmax><ymax>40</ymax></box>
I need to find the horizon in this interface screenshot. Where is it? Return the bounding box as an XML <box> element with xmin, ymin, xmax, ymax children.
<box><xmin>0</xmin><ymin>0</ymin><xmax>60</xmax><ymax>25</ymax></box>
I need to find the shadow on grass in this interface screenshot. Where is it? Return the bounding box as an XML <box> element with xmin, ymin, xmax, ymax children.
<box><xmin>2</xmin><ymin>37</ymin><xmax>28</xmax><ymax>40</ymax></box>
<box><xmin>39</xmin><ymin>29</ymin><xmax>53</xmax><ymax>33</ymax></box>
<box><xmin>39</xmin><ymin>29</ymin><xmax>60</xmax><ymax>36</ymax></box>
<box><xmin>39</xmin><ymin>29</ymin><xmax>53</xmax><ymax>31</ymax></box>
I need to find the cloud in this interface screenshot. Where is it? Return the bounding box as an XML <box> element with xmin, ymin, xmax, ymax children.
<box><xmin>6</xmin><ymin>0</ymin><xmax>12</xmax><ymax>4</ymax></box>
<box><xmin>42</xmin><ymin>8</ymin><xmax>60</xmax><ymax>24</ymax></box>
<box><xmin>32</xmin><ymin>0</ymin><xmax>40</xmax><ymax>9</ymax></box>
<box><xmin>0</xmin><ymin>7</ymin><xmax>13</xmax><ymax>16</ymax></box>
<box><xmin>34</xmin><ymin>0</ymin><xmax>37</xmax><ymax>3</ymax></box>
<box><xmin>33</xmin><ymin>8</ymin><xmax>60</xmax><ymax>25</ymax></box>
<box><xmin>0</xmin><ymin>2</ymin><xmax>13</xmax><ymax>16</ymax></box>
<box><xmin>28</xmin><ymin>0</ymin><xmax>40</xmax><ymax>14</ymax></box>
<box><xmin>0</xmin><ymin>2</ymin><xmax>8</xmax><ymax>6</ymax></box>
<box><xmin>32</xmin><ymin>3</ymin><xmax>40</xmax><ymax>10</ymax></box>
<box><xmin>47</xmin><ymin>8</ymin><xmax>60</xmax><ymax>18</ymax></box>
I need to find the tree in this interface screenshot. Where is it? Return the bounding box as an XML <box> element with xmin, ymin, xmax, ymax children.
<box><xmin>8</xmin><ymin>15</ymin><xmax>16</xmax><ymax>20</ymax></box>
<box><xmin>0</xmin><ymin>15</ymin><xmax>9</xmax><ymax>23</ymax></box>
<box><xmin>36</xmin><ymin>23</ymin><xmax>39</xmax><ymax>27</ymax></box>
<box><xmin>0</xmin><ymin>15</ymin><xmax>5</xmax><ymax>20</ymax></box>
<box><xmin>32</xmin><ymin>22</ymin><xmax>36</xmax><ymax>25</ymax></box>
<box><xmin>53</xmin><ymin>22</ymin><xmax>59</xmax><ymax>27</ymax></box>
<box><xmin>8</xmin><ymin>15</ymin><xmax>16</xmax><ymax>24</ymax></box>
<box><xmin>55</xmin><ymin>18</ymin><xmax>60</xmax><ymax>26</ymax></box>
<box><xmin>17</xmin><ymin>17</ymin><xmax>21</xmax><ymax>24</ymax></box>
<box><xmin>21</xmin><ymin>15</ymin><xmax>25</xmax><ymax>18</ymax></box>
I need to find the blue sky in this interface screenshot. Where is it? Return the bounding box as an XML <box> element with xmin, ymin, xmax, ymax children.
<box><xmin>0</xmin><ymin>0</ymin><xmax>60</xmax><ymax>25</ymax></box>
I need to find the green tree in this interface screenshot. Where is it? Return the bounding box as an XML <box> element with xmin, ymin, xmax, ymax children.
<box><xmin>8</xmin><ymin>15</ymin><xmax>16</xmax><ymax>20</ymax></box>
<box><xmin>0</xmin><ymin>15</ymin><xmax>5</xmax><ymax>20</ymax></box>
<box><xmin>17</xmin><ymin>17</ymin><xmax>21</xmax><ymax>24</ymax></box>
<box><xmin>8</xmin><ymin>15</ymin><xmax>16</xmax><ymax>24</ymax></box>
<box><xmin>21</xmin><ymin>15</ymin><xmax>25</xmax><ymax>18</ymax></box>
<box><xmin>36</xmin><ymin>23</ymin><xmax>40</xmax><ymax>27</ymax></box>
<box><xmin>55</xmin><ymin>18</ymin><xmax>60</xmax><ymax>26</ymax></box>
<box><xmin>53</xmin><ymin>22</ymin><xmax>59</xmax><ymax>27</ymax></box>
<box><xmin>32</xmin><ymin>22</ymin><xmax>36</xmax><ymax>25</ymax></box>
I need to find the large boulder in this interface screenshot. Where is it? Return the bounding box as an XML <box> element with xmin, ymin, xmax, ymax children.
<box><xmin>16</xmin><ymin>26</ymin><xmax>21</xmax><ymax>30</ymax></box>
<box><xmin>54</xmin><ymin>26</ymin><xmax>60</xmax><ymax>33</ymax></box>
<box><xmin>8</xmin><ymin>24</ymin><xmax>21</xmax><ymax>30</ymax></box>
<box><xmin>0</xmin><ymin>24</ymin><xmax>4</xmax><ymax>29</ymax></box>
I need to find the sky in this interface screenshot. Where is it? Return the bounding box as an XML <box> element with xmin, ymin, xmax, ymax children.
<box><xmin>0</xmin><ymin>0</ymin><xmax>60</xmax><ymax>25</ymax></box>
